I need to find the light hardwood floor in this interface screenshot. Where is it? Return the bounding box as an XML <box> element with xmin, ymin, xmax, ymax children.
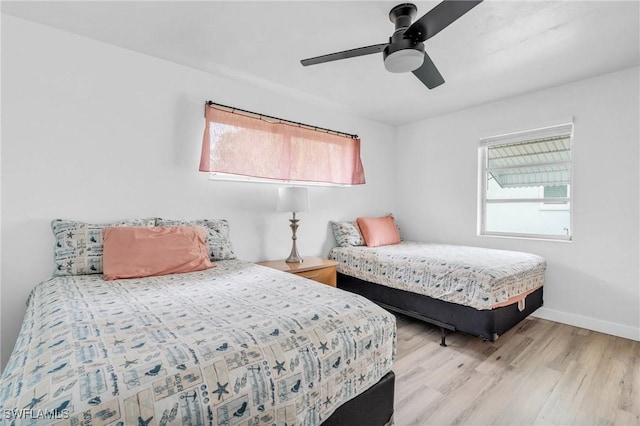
<box><xmin>393</xmin><ymin>314</ymin><xmax>640</xmax><ymax>426</ymax></box>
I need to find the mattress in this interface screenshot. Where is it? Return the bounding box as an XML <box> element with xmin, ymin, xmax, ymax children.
<box><xmin>329</xmin><ymin>242</ymin><xmax>546</xmax><ymax>310</ymax></box>
<box><xmin>0</xmin><ymin>260</ymin><xmax>396</xmax><ymax>426</ymax></box>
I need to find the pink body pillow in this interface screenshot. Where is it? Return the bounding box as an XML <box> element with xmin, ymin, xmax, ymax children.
<box><xmin>102</xmin><ymin>226</ymin><xmax>214</xmax><ymax>280</ymax></box>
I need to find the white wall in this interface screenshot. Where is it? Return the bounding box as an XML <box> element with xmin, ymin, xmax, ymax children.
<box><xmin>0</xmin><ymin>16</ymin><xmax>397</xmax><ymax>368</ymax></box>
<box><xmin>396</xmin><ymin>67</ymin><xmax>640</xmax><ymax>341</ymax></box>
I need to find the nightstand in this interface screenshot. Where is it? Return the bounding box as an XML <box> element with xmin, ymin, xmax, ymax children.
<box><xmin>257</xmin><ymin>257</ymin><xmax>338</xmax><ymax>287</ymax></box>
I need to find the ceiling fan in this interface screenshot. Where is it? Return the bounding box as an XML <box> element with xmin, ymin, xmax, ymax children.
<box><xmin>300</xmin><ymin>1</ymin><xmax>482</xmax><ymax>89</ymax></box>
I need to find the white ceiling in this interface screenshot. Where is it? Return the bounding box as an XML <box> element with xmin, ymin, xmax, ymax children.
<box><xmin>3</xmin><ymin>1</ymin><xmax>639</xmax><ymax>125</ymax></box>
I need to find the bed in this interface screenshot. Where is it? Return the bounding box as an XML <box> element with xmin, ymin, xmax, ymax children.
<box><xmin>329</xmin><ymin>241</ymin><xmax>545</xmax><ymax>345</ymax></box>
<box><xmin>0</xmin><ymin>260</ymin><xmax>396</xmax><ymax>426</ymax></box>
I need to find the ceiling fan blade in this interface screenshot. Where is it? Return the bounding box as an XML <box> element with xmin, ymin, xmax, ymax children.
<box><xmin>300</xmin><ymin>43</ymin><xmax>388</xmax><ymax>66</ymax></box>
<box><xmin>403</xmin><ymin>0</ymin><xmax>482</xmax><ymax>43</ymax></box>
<box><xmin>412</xmin><ymin>52</ymin><xmax>445</xmax><ymax>89</ymax></box>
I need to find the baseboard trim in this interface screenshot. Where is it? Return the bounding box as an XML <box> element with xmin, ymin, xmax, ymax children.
<box><xmin>532</xmin><ymin>307</ymin><xmax>640</xmax><ymax>341</ymax></box>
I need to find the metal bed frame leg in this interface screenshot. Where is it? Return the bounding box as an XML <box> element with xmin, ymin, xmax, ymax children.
<box><xmin>370</xmin><ymin>299</ymin><xmax>453</xmax><ymax>348</ymax></box>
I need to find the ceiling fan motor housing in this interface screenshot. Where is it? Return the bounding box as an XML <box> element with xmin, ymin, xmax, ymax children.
<box><xmin>383</xmin><ymin>3</ymin><xmax>425</xmax><ymax>73</ymax></box>
<box><xmin>382</xmin><ymin>38</ymin><xmax>425</xmax><ymax>72</ymax></box>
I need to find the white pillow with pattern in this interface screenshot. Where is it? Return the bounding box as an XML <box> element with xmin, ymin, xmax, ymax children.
<box><xmin>156</xmin><ymin>219</ymin><xmax>237</xmax><ymax>261</ymax></box>
<box><xmin>51</xmin><ymin>218</ymin><xmax>157</xmax><ymax>276</ymax></box>
<box><xmin>331</xmin><ymin>221</ymin><xmax>365</xmax><ymax>247</ymax></box>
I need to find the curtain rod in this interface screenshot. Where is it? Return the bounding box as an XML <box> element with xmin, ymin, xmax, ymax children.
<box><xmin>205</xmin><ymin>101</ymin><xmax>358</xmax><ymax>139</ymax></box>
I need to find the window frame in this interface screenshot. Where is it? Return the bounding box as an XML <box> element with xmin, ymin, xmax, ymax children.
<box><xmin>539</xmin><ymin>185</ymin><xmax>570</xmax><ymax>211</ymax></box>
<box><xmin>477</xmin><ymin>122</ymin><xmax>574</xmax><ymax>242</ymax></box>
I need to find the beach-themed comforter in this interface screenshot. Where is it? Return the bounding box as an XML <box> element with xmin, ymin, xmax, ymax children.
<box><xmin>0</xmin><ymin>261</ymin><xmax>396</xmax><ymax>425</ymax></box>
<box><xmin>329</xmin><ymin>242</ymin><xmax>546</xmax><ymax>310</ymax></box>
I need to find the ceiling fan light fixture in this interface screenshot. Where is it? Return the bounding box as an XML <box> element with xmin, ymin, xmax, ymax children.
<box><xmin>383</xmin><ymin>48</ymin><xmax>424</xmax><ymax>73</ymax></box>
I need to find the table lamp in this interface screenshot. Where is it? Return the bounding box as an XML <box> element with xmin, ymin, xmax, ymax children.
<box><xmin>277</xmin><ymin>186</ymin><xmax>310</xmax><ymax>263</ymax></box>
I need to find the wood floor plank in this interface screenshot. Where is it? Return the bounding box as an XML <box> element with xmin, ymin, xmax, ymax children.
<box><xmin>536</xmin><ymin>332</ymin><xmax>609</xmax><ymax>424</ymax></box>
<box><xmin>613</xmin><ymin>409</ymin><xmax>640</xmax><ymax>426</ymax></box>
<box><xmin>394</xmin><ymin>384</ymin><xmax>443</xmax><ymax>426</ymax></box>
<box><xmin>616</xmin><ymin>340</ymin><xmax>640</xmax><ymax>415</ymax></box>
<box><xmin>492</xmin><ymin>366</ymin><xmax>561</xmax><ymax>425</ymax></box>
<box><xmin>474</xmin><ymin>333</ymin><xmax>534</xmax><ymax>376</ymax></box>
<box><xmin>573</xmin><ymin>335</ymin><xmax>638</xmax><ymax>425</ymax></box>
<box><xmin>422</xmin><ymin>347</ymin><xmax>489</xmax><ymax>396</ymax></box>
<box><xmin>446</xmin><ymin>367</ymin><xmax>530</xmax><ymax>425</ymax></box>
<box><xmin>392</xmin><ymin>314</ymin><xmax>639</xmax><ymax>426</ymax></box>
<box><xmin>395</xmin><ymin>366</ymin><xmax>433</xmax><ymax>404</ymax></box>
<box><xmin>532</xmin><ymin>416</ymin><xmax>556</xmax><ymax>426</ymax></box>
<box><xmin>509</xmin><ymin>321</ymin><xmax>569</xmax><ymax>372</ymax></box>
<box><xmin>420</xmin><ymin>370</ymin><xmax>496</xmax><ymax>425</ymax></box>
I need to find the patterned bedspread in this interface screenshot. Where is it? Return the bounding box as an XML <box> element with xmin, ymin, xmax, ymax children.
<box><xmin>0</xmin><ymin>261</ymin><xmax>396</xmax><ymax>426</ymax></box>
<box><xmin>329</xmin><ymin>242</ymin><xmax>546</xmax><ymax>310</ymax></box>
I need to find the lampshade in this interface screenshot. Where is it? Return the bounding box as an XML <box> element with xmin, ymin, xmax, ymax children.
<box><xmin>384</xmin><ymin>48</ymin><xmax>424</xmax><ymax>73</ymax></box>
<box><xmin>277</xmin><ymin>187</ymin><xmax>309</xmax><ymax>213</ymax></box>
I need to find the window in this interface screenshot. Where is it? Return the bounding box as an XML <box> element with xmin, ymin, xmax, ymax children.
<box><xmin>539</xmin><ymin>184</ymin><xmax>570</xmax><ymax>211</ymax></box>
<box><xmin>478</xmin><ymin>122</ymin><xmax>573</xmax><ymax>240</ymax></box>
<box><xmin>199</xmin><ymin>104</ymin><xmax>365</xmax><ymax>186</ymax></box>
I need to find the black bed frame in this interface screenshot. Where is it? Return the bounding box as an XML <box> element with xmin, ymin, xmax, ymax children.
<box><xmin>324</xmin><ymin>371</ymin><xmax>395</xmax><ymax>426</ymax></box>
<box><xmin>338</xmin><ymin>273</ymin><xmax>544</xmax><ymax>346</ymax></box>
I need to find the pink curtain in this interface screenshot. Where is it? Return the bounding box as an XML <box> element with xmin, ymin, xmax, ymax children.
<box><xmin>199</xmin><ymin>105</ymin><xmax>366</xmax><ymax>185</ymax></box>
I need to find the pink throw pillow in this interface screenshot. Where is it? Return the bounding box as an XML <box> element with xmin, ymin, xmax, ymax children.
<box><xmin>102</xmin><ymin>226</ymin><xmax>214</xmax><ymax>280</ymax></box>
<box><xmin>356</xmin><ymin>215</ymin><xmax>401</xmax><ymax>247</ymax></box>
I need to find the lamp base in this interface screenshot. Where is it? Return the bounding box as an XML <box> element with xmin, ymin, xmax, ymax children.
<box><xmin>285</xmin><ymin>253</ymin><xmax>304</xmax><ymax>264</ymax></box>
<box><xmin>285</xmin><ymin>214</ymin><xmax>304</xmax><ymax>263</ymax></box>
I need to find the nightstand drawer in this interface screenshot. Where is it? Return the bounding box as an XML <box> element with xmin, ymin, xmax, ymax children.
<box><xmin>294</xmin><ymin>266</ymin><xmax>337</xmax><ymax>287</ymax></box>
<box><xmin>257</xmin><ymin>257</ymin><xmax>338</xmax><ymax>288</ymax></box>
